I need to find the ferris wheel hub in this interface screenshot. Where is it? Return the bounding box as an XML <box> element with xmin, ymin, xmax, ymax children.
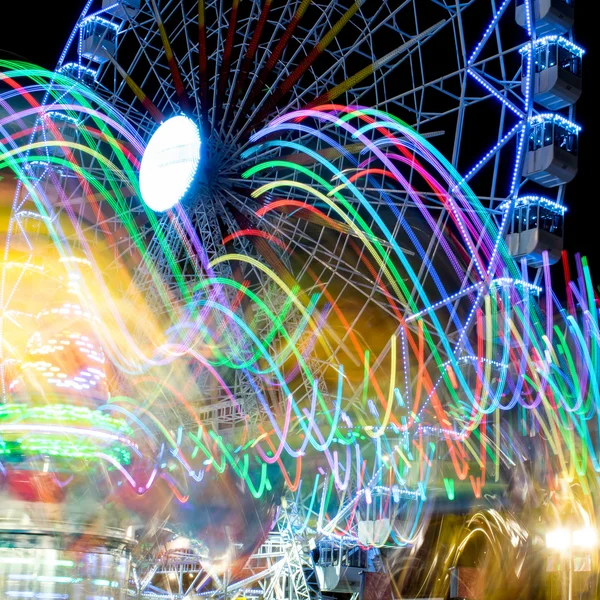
<box><xmin>139</xmin><ymin>115</ymin><xmax>201</xmax><ymax>212</ymax></box>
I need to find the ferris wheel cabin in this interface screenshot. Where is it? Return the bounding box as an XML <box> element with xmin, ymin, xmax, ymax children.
<box><xmin>35</xmin><ymin>112</ymin><xmax>80</xmax><ymax>159</ymax></box>
<box><xmin>80</xmin><ymin>16</ymin><xmax>120</xmax><ymax>64</ymax></box>
<box><xmin>102</xmin><ymin>0</ymin><xmax>141</xmax><ymax>19</ymax></box>
<box><xmin>521</xmin><ymin>36</ymin><xmax>584</xmax><ymax>110</ymax></box>
<box><xmin>30</xmin><ymin>113</ymin><xmax>83</xmax><ymax>206</ymax></box>
<box><xmin>311</xmin><ymin>540</ymin><xmax>375</xmax><ymax>594</ymax></box>
<box><xmin>522</xmin><ymin>114</ymin><xmax>580</xmax><ymax>187</ymax></box>
<box><xmin>516</xmin><ymin>0</ymin><xmax>574</xmax><ymax>36</ymax></box>
<box><xmin>58</xmin><ymin>63</ymin><xmax>98</xmax><ymax>86</ymax></box>
<box><xmin>500</xmin><ymin>197</ymin><xmax>565</xmax><ymax>267</ymax></box>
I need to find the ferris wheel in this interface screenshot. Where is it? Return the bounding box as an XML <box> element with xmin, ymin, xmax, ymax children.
<box><xmin>44</xmin><ymin>0</ymin><xmax>582</xmax><ymax>323</ymax></box>
<box><xmin>19</xmin><ymin>0</ymin><xmax>583</xmax><ymax>597</ymax></box>
<box><xmin>42</xmin><ymin>0</ymin><xmax>583</xmax><ymax>418</ymax></box>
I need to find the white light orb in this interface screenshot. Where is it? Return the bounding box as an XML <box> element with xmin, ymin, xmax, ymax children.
<box><xmin>545</xmin><ymin>528</ymin><xmax>571</xmax><ymax>550</ymax></box>
<box><xmin>139</xmin><ymin>115</ymin><xmax>201</xmax><ymax>212</ymax></box>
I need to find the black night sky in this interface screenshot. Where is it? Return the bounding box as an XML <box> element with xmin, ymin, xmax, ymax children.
<box><xmin>1</xmin><ymin>1</ymin><xmax>597</xmax><ymax>276</ymax></box>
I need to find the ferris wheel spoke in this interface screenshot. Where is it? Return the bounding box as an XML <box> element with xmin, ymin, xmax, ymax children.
<box><xmin>272</xmin><ymin>225</ymin><xmax>406</xmax><ymax>322</ymax></box>
<box><xmin>196</xmin><ymin>0</ymin><xmax>210</xmax><ymax>138</ymax></box>
<box><xmin>148</xmin><ymin>0</ymin><xmax>193</xmax><ymax>113</ymax></box>
<box><xmin>217</xmin><ymin>3</ymin><xmax>263</xmax><ymax>141</ymax></box>
<box><xmin>305</xmin><ymin>20</ymin><xmax>447</xmax><ymax>112</ymax></box>
<box><xmin>292</xmin><ymin>1</ymin><xmax>416</xmax><ymax>104</ymax></box>
<box><xmin>214</xmin><ymin>0</ymin><xmax>240</xmax><ymax>129</ymax></box>
<box><xmin>116</xmin><ymin>10</ymin><xmax>183</xmax><ymax>121</ymax></box>
<box><xmin>230</xmin><ymin>0</ymin><xmax>273</xmax><ymax>108</ymax></box>
<box><xmin>209</xmin><ymin>0</ymin><xmax>225</xmax><ymax>132</ymax></box>
<box><xmin>234</xmin><ymin>0</ymin><xmax>339</xmax><ymax>143</ymax></box>
<box><xmin>220</xmin><ymin>189</ymin><xmax>278</xmax><ymax>278</ymax></box>
<box><xmin>225</xmin><ymin>10</ymin><xmax>301</xmax><ymax>143</ymax></box>
<box><xmin>248</xmin><ymin>1</ymin><xmax>366</xmax><ymax>132</ymax></box>
<box><xmin>178</xmin><ymin>1</ymin><xmax>202</xmax><ymax>120</ymax></box>
<box><xmin>103</xmin><ymin>53</ymin><xmax>164</xmax><ymax>123</ymax></box>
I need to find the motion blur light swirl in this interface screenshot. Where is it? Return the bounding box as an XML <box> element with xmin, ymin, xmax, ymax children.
<box><xmin>1</xmin><ymin>59</ymin><xmax>600</xmax><ymax>598</ymax></box>
<box><xmin>139</xmin><ymin>115</ymin><xmax>201</xmax><ymax>212</ymax></box>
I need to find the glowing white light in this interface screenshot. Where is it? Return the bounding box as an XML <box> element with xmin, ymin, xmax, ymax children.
<box><xmin>546</xmin><ymin>527</ymin><xmax>598</xmax><ymax>550</ymax></box>
<box><xmin>546</xmin><ymin>528</ymin><xmax>571</xmax><ymax>550</ymax></box>
<box><xmin>139</xmin><ymin>115</ymin><xmax>201</xmax><ymax>212</ymax></box>
<box><xmin>573</xmin><ymin>527</ymin><xmax>598</xmax><ymax>548</ymax></box>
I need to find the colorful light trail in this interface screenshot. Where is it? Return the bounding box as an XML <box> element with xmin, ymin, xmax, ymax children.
<box><xmin>0</xmin><ymin>60</ymin><xmax>599</xmax><ymax>595</ymax></box>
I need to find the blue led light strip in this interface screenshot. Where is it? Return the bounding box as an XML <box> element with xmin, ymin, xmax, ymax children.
<box><xmin>519</xmin><ymin>36</ymin><xmax>585</xmax><ymax>58</ymax></box>
<box><xmin>498</xmin><ymin>196</ymin><xmax>567</xmax><ymax>215</ymax></box>
<box><xmin>406</xmin><ymin>277</ymin><xmax>541</xmax><ymax>323</ymax></box>
<box><xmin>468</xmin><ymin>68</ymin><xmax>525</xmax><ymax>119</ymax></box>
<box><xmin>468</xmin><ymin>0</ymin><xmax>513</xmax><ymax>66</ymax></box>
<box><xmin>455</xmin><ymin>122</ymin><xmax>524</xmax><ymax>187</ymax></box>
